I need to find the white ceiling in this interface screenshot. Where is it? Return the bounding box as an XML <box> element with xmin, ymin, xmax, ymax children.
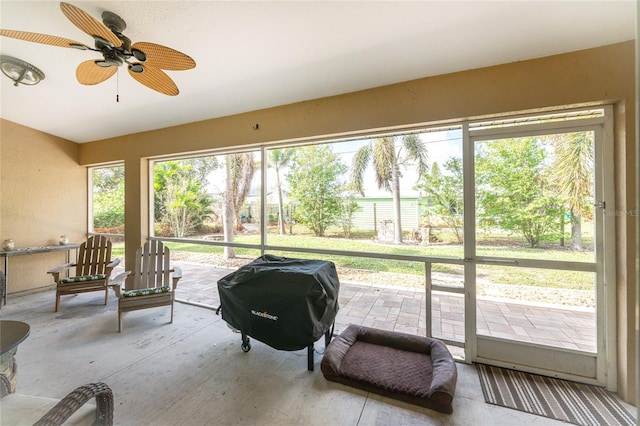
<box><xmin>0</xmin><ymin>1</ymin><xmax>636</xmax><ymax>143</ymax></box>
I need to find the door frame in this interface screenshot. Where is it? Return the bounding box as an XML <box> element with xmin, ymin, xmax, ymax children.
<box><xmin>462</xmin><ymin>106</ymin><xmax>616</xmax><ymax>390</ymax></box>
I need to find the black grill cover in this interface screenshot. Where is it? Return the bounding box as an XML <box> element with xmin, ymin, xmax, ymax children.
<box><xmin>217</xmin><ymin>255</ymin><xmax>340</xmax><ymax>351</ymax></box>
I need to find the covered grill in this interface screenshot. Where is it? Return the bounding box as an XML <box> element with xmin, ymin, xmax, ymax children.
<box><xmin>217</xmin><ymin>255</ymin><xmax>340</xmax><ymax>370</ymax></box>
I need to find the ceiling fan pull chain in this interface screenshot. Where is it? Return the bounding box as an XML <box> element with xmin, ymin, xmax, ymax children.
<box><xmin>116</xmin><ymin>68</ymin><xmax>119</xmax><ymax>103</ymax></box>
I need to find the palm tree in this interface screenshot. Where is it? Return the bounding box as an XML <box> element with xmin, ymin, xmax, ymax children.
<box><xmin>268</xmin><ymin>148</ymin><xmax>293</xmax><ymax>235</ymax></box>
<box><xmin>349</xmin><ymin>135</ymin><xmax>428</xmax><ymax>243</ymax></box>
<box><xmin>549</xmin><ymin>132</ymin><xmax>594</xmax><ymax>250</ymax></box>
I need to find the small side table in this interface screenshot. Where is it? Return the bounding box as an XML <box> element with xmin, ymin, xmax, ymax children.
<box><xmin>0</xmin><ymin>244</ymin><xmax>80</xmax><ymax>306</ymax></box>
<box><xmin>0</xmin><ymin>320</ymin><xmax>30</xmax><ymax>397</ymax></box>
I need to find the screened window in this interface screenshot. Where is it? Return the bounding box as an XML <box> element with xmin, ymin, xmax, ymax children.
<box><xmin>90</xmin><ymin>164</ymin><xmax>125</xmax><ymax>237</ymax></box>
<box><xmin>151</xmin><ymin>152</ymin><xmax>262</xmax><ymax>257</ymax></box>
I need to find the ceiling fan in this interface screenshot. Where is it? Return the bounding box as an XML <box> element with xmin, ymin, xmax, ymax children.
<box><xmin>0</xmin><ymin>2</ymin><xmax>196</xmax><ymax>96</ymax></box>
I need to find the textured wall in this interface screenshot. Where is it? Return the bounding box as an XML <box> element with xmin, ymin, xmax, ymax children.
<box><xmin>0</xmin><ymin>120</ymin><xmax>86</xmax><ymax>294</ymax></box>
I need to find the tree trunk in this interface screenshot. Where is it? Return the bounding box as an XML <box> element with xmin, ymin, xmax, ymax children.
<box><xmin>276</xmin><ymin>172</ymin><xmax>286</xmax><ymax>235</ymax></box>
<box><xmin>373</xmin><ymin>203</ymin><xmax>377</xmax><ymax>239</ymax></box>
<box><xmin>559</xmin><ymin>212</ymin><xmax>565</xmax><ymax>247</ymax></box>
<box><xmin>570</xmin><ymin>210</ymin><xmax>582</xmax><ymax>250</ymax></box>
<box><xmin>289</xmin><ymin>203</ymin><xmax>294</xmax><ymax>234</ymax></box>
<box><xmin>223</xmin><ymin>163</ymin><xmax>236</xmax><ymax>259</ymax></box>
<box><xmin>391</xmin><ymin>163</ymin><xmax>403</xmax><ymax>244</ymax></box>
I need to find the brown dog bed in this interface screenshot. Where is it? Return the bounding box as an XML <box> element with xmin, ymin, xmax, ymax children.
<box><xmin>321</xmin><ymin>324</ymin><xmax>457</xmax><ymax>414</ymax></box>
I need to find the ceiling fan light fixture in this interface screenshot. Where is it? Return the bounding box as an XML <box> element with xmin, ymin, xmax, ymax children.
<box><xmin>93</xmin><ymin>36</ymin><xmax>115</xmax><ymax>50</ymax></box>
<box><xmin>129</xmin><ymin>63</ymin><xmax>144</xmax><ymax>73</ymax></box>
<box><xmin>69</xmin><ymin>43</ymin><xmax>89</xmax><ymax>50</ymax></box>
<box><xmin>131</xmin><ymin>48</ymin><xmax>147</xmax><ymax>62</ymax></box>
<box><xmin>0</xmin><ymin>55</ymin><xmax>45</xmax><ymax>86</ymax></box>
<box><xmin>96</xmin><ymin>55</ymin><xmax>123</xmax><ymax>67</ymax></box>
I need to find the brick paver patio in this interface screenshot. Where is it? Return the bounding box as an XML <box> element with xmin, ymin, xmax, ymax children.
<box><xmin>172</xmin><ymin>260</ymin><xmax>596</xmax><ymax>354</ymax></box>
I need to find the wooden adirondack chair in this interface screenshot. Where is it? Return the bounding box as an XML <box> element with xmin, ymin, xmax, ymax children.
<box><xmin>48</xmin><ymin>236</ymin><xmax>120</xmax><ymax>312</ymax></box>
<box><xmin>111</xmin><ymin>240</ymin><xmax>181</xmax><ymax>332</ymax></box>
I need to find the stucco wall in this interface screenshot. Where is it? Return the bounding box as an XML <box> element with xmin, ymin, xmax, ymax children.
<box><xmin>0</xmin><ymin>120</ymin><xmax>86</xmax><ymax>293</ymax></box>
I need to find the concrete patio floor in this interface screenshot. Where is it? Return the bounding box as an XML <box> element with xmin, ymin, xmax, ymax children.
<box><xmin>1</xmin><ymin>258</ymin><xmax>636</xmax><ymax>425</ymax></box>
<box><xmin>2</xmin><ymin>286</ymin><xmax>635</xmax><ymax>425</ymax></box>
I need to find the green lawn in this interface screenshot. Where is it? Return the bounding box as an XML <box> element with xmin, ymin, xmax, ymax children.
<box><xmin>109</xmin><ymin>229</ymin><xmax>596</xmax><ymax>291</ymax></box>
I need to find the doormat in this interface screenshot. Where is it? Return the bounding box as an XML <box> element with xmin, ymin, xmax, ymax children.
<box><xmin>476</xmin><ymin>363</ymin><xmax>635</xmax><ymax>426</ymax></box>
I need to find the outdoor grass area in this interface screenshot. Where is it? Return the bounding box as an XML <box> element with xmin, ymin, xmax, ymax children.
<box><xmin>111</xmin><ymin>226</ymin><xmax>595</xmax><ymax>291</ymax></box>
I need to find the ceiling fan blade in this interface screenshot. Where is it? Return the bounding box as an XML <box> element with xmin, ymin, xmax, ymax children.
<box><xmin>128</xmin><ymin>65</ymin><xmax>179</xmax><ymax>96</ymax></box>
<box><xmin>0</xmin><ymin>29</ymin><xmax>90</xmax><ymax>49</ymax></box>
<box><xmin>60</xmin><ymin>2</ymin><xmax>121</xmax><ymax>47</ymax></box>
<box><xmin>76</xmin><ymin>60</ymin><xmax>116</xmax><ymax>85</ymax></box>
<box><xmin>132</xmin><ymin>42</ymin><xmax>196</xmax><ymax>71</ymax></box>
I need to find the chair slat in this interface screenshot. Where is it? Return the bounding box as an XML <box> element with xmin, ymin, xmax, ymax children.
<box><xmin>154</xmin><ymin>241</ymin><xmax>164</xmax><ymax>288</ymax></box>
<box><xmin>84</xmin><ymin>237</ymin><xmax>93</xmax><ymax>275</ymax></box>
<box><xmin>96</xmin><ymin>242</ymin><xmax>107</xmax><ymax>275</ymax></box>
<box><xmin>147</xmin><ymin>240</ymin><xmax>162</xmax><ymax>288</ymax></box>
<box><xmin>89</xmin><ymin>237</ymin><xmax>98</xmax><ymax>275</ymax></box>
<box><xmin>76</xmin><ymin>244</ymin><xmax>88</xmax><ymax>276</ymax></box>
<box><xmin>162</xmin><ymin>246</ymin><xmax>170</xmax><ymax>288</ymax></box>
<box><xmin>133</xmin><ymin>243</ymin><xmax>143</xmax><ymax>289</ymax></box>
<box><xmin>142</xmin><ymin>241</ymin><xmax>152</xmax><ymax>289</ymax></box>
<box><xmin>88</xmin><ymin>236</ymin><xmax>98</xmax><ymax>275</ymax></box>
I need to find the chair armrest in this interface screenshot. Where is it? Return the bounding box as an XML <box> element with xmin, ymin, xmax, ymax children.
<box><xmin>47</xmin><ymin>263</ymin><xmax>75</xmax><ymax>275</ymax></box>
<box><xmin>171</xmin><ymin>267</ymin><xmax>182</xmax><ymax>290</ymax></box>
<box><xmin>33</xmin><ymin>382</ymin><xmax>114</xmax><ymax>426</ymax></box>
<box><xmin>172</xmin><ymin>267</ymin><xmax>182</xmax><ymax>280</ymax></box>
<box><xmin>109</xmin><ymin>271</ymin><xmax>131</xmax><ymax>297</ymax></box>
<box><xmin>110</xmin><ymin>271</ymin><xmax>131</xmax><ymax>286</ymax></box>
<box><xmin>104</xmin><ymin>258</ymin><xmax>122</xmax><ymax>278</ymax></box>
<box><xmin>106</xmin><ymin>258</ymin><xmax>121</xmax><ymax>269</ymax></box>
<box><xmin>47</xmin><ymin>263</ymin><xmax>76</xmax><ymax>283</ymax></box>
